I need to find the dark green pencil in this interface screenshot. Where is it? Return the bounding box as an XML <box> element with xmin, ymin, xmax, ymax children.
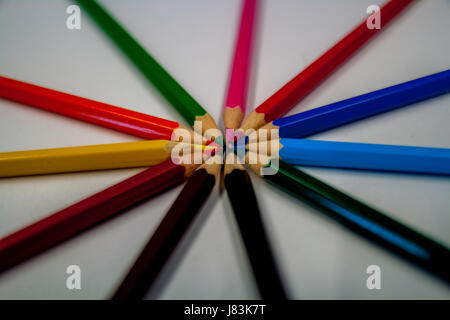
<box><xmin>246</xmin><ymin>154</ymin><xmax>450</xmax><ymax>283</ymax></box>
<box><xmin>77</xmin><ymin>0</ymin><xmax>218</xmax><ymax>135</ymax></box>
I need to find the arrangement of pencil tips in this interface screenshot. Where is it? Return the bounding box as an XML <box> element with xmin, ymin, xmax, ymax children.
<box><xmin>1</xmin><ymin>0</ymin><xmax>449</xmax><ymax>300</ymax></box>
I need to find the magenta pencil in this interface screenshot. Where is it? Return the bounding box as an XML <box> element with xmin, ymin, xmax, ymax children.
<box><xmin>223</xmin><ymin>0</ymin><xmax>259</xmax><ymax>132</ymax></box>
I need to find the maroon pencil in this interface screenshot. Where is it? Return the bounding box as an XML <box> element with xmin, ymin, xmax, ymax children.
<box><xmin>0</xmin><ymin>159</ymin><xmax>198</xmax><ymax>274</ymax></box>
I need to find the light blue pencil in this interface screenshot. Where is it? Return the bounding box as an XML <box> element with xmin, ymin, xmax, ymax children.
<box><xmin>247</xmin><ymin>138</ymin><xmax>450</xmax><ymax>175</ymax></box>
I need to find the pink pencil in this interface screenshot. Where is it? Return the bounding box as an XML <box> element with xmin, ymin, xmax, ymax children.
<box><xmin>223</xmin><ymin>0</ymin><xmax>259</xmax><ymax>134</ymax></box>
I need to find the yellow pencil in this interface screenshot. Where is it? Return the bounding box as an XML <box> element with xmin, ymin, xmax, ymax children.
<box><xmin>0</xmin><ymin>140</ymin><xmax>216</xmax><ymax>177</ymax></box>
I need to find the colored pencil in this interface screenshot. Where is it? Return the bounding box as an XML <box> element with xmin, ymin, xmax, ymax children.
<box><xmin>223</xmin><ymin>0</ymin><xmax>259</xmax><ymax>131</ymax></box>
<box><xmin>0</xmin><ymin>76</ymin><xmax>205</xmax><ymax>144</ymax></box>
<box><xmin>247</xmin><ymin>138</ymin><xmax>450</xmax><ymax>175</ymax></box>
<box><xmin>112</xmin><ymin>156</ymin><xmax>222</xmax><ymax>300</ymax></box>
<box><xmin>257</xmin><ymin>70</ymin><xmax>450</xmax><ymax>140</ymax></box>
<box><xmin>223</xmin><ymin>153</ymin><xmax>287</xmax><ymax>299</ymax></box>
<box><xmin>0</xmin><ymin>159</ymin><xmax>198</xmax><ymax>274</ymax></box>
<box><xmin>240</xmin><ymin>0</ymin><xmax>415</xmax><ymax>131</ymax></box>
<box><xmin>77</xmin><ymin>0</ymin><xmax>219</xmax><ymax>135</ymax></box>
<box><xmin>246</xmin><ymin>155</ymin><xmax>450</xmax><ymax>283</ymax></box>
<box><xmin>0</xmin><ymin>140</ymin><xmax>215</xmax><ymax>177</ymax></box>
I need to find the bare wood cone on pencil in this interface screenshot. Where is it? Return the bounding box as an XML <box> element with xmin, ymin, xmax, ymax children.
<box><xmin>195</xmin><ymin>113</ymin><xmax>220</xmax><ymax>137</ymax></box>
<box><xmin>223</xmin><ymin>106</ymin><xmax>245</xmax><ymax>130</ymax></box>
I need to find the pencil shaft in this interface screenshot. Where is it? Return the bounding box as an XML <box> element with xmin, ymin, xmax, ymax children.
<box><xmin>0</xmin><ymin>160</ymin><xmax>188</xmax><ymax>274</ymax></box>
<box><xmin>0</xmin><ymin>140</ymin><xmax>175</xmax><ymax>177</ymax></box>
<box><xmin>274</xmin><ymin>70</ymin><xmax>450</xmax><ymax>138</ymax></box>
<box><xmin>242</xmin><ymin>0</ymin><xmax>414</xmax><ymax>130</ymax></box>
<box><xmin>77</xmin><ymin>0</ymin><xmax>207</xmax><ymax>126</ymax></box>
<box><xmin>223</xmin><ymin>0</ymin><xmax>259</xmax><ymax>129</ymax></box>
<box><xmin>278</xmin><ymin>139</ymin><xmax>450</xmax><ymax>175</ymax></box>
<box><xmin>259</xmin><ymin>0</ymin><xmax>414</xmax><ymax>121</ymax></box>
<box><xmin>113</xmin><ymin>168</ymin><xmax>216</xmax><ymax>300</ymax></box>
<box><xmin>0</xmin><ymin>76</ymin><xmax>182</xmax><ymax>141</ymax></box>
<box><xmin>264</xmin><ymin>160</ymin><xmax>450</xmax><ymax>282</ymax></box>
<box><xmin>224</xmin><ymin>169</ymin><xmax>287</xmax><ymax>299</ymax></box>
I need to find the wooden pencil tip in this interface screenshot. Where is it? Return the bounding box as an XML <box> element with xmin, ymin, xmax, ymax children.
<box><xmin>246</xmin><ymin>138</ymin><xmax>282</xmax><ymax>156</ymax></box>
<box><xmin>224</xmin><ymin>152</ymin><xmax>245</xmax><ymax>176</ymax></box>
<box><xmin>176</xmin><ymin>125</ymin><xmax>208</xmax><ymax>144</ymax></box>
<box><xmin>258</xmin><ymin>122</ymin><xmax>279</xmax><ymax>141</ymax></box>
<box><xmin>195</xmin><ymin>113</ymin><xmax>220</xmax><ymax>137</ymax></box>
<box><xmin>199</xmin><ymin>154</ymin><xmax>223</xmax><ymax>178</ymax></box>
<box><xmin>240</xmin><ymin>110</ymin><xmax>267</xmax><ymax>132</ymax></box>
<box><xmin>223</xmin><ymin>106</ymin><xmax>245</xmax><ymax>130</ymax></box>
<box><xmin>183</xmin><ymin>163</ymin><xmax>201</xmax><ymax>177</ymax></box>
<box><xmin>245</xmin><ymin>152</ymin><xmax>270</xmax><ymax>176</ymax></box>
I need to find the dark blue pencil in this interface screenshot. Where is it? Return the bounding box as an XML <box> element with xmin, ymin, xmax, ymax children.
<box><xmin>256</xmin><ymin>70</ymin><xmax>450</xmax><ymax>140</ymax></box>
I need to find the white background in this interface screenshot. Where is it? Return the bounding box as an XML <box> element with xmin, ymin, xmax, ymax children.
<box><xmin>0</xmin><ymin>0</ymin><xmax>449</xmax><ymax>299</ymax></box>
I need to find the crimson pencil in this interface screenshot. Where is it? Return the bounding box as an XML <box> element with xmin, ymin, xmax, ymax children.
<box><xmin>0</xmin><ymin>159</ymin><xmax>197</xmax><ymax>274</ymax></box>
<box><xmin>0</xmin><ymin>76</ymin><xmax>203</xmax><ymax>143</ymax></box>
<box><xmin>240</xmin><ymin>0</ymin><xmax>415</xmax><ymax>131</ymax></box>
<box><xmin>223</xmin><ymin>0</ymin><xmax>259</xmax><ymax>130</ymax></box>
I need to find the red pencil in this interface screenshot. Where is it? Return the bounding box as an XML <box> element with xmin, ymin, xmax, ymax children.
<box><xmin>240</xmin><ymin>0</ymin><xmax>415</xmax><ymax>131</ymax></box>
<box><xmin>0</xmin><ymin>76</ymin><xmax>204</xmax><ymax>143</ymax></box>
<box><xmin>0</xmin><ymin>159</ymin><xmax>198</xmax><ymax>274</ymax></box>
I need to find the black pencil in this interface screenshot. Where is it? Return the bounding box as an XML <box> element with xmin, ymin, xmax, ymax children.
<box><xmin>112</xmin><ymin>157</ymin><xmax>222</xmax><ymax>300</ymax></box>
<box><xmin>223</xmin><ymin>154</ymin><xmax>288</xmax><ymax>299</ymax></box>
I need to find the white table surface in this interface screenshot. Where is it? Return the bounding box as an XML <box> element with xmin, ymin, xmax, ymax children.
<box><xmin>0</xmin><ymin>0</ymin><xmax>449</xmax><ymax>299</ymax></box>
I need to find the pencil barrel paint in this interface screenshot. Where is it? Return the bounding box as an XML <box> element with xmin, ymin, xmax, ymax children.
<box><xmin>0</xmin><ymin>140</ymin><xmax>178</xmax><ymax>177</ymax></box>
<box><xmin>278</xmin><ymin>138</ymin><xmax>450</xmax><ymax>175</ymax></box>
<box><xmin>0</xmin><ymin>160</ymin><xmax>187</xmax><ymax>274</ymax></box>
<box><xmin>224</xmin><ymin>169</ymin><xmax>287</xmax><ymax>299</ymax></box>
<box><xmin>77</xmin><ymin>0</ymin><xmax>207</xmax><ymax>126</ymax></box>
<box><xmin>242</xmin><ymin>0</ymin><xmax>415</xmax><ymax>130</ymax></box>
<box><xmin>274</xmin><ymin>69</ymin><xmax>450</xmax><ymax>138</ymax></box>
<box><xmin>113</xmin><ymin>168</ymin><xmax>216</xmax><ymax>300</ymax></box>
<box><xmin>223</xmin><ymin>0</ymin><xmax>259</xmax><ymax>129</ymax></box>
<box><xmin>0</xmin><ymin>76</ymin><xmax>181</xmax><ymax>141</ymax></box>
<box><xmin>264</xmin><ymin>160</ymin><xmax>450</xmax><ymax>282</ymax></box>
<box><xmin>260</xmin><ymin>0</ymin><xmax>415</xmax><ymax>122</ymax></box>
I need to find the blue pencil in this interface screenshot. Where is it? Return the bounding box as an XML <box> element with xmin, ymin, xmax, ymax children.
<box><xmin>247</xmin><ymin>138</ymin><xmax>450</xmax><ymax>175</ymax></box>
<box><xmin>257</xmin><ymin>70</ymin><xmax>450</xmax><ymax>140</ymax></box>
